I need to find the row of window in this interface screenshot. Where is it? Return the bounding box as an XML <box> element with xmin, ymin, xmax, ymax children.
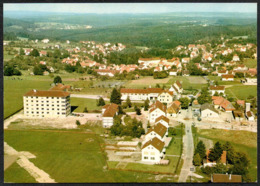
<box><xmin>25</xmin><ymin>104</ymin><xmax>66</xmax><ymax>107</ymax></box>
<box><xmin>25</xmin><ymin>107</ymin><xmax>66</xmax><ymax>111</ymax></box>
<box><xmin>26</xmin><ymin>111</ymin><xmax>66</xmax><ymax>115</ymax></box>
<box><xmin>26</xmin><ymin>96</ymin><xmax>67</xmax><ymax>99</ymax></box>
<box><xmin>26</xmin><ymin>100</ymin><xmax>67</xmax><ymax>103</ymax></box>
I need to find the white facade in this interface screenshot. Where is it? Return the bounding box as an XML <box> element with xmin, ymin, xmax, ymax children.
<box><xmin>201</xmin><ymin>109</ymin><xmax>219</xmax><ymax>118</ymax></box>
<box><xmin>155</xmin><ymin>120</ymin><xmax>169</xmax><ymax>129</ymax></box>
<box><xmin>158</xmin><ymin>92</ymin><xmax>173</xmax><ymax>105</ymax></box>
<box><xmin>169</xmin><ymin>71</ymin><xmax>177</xmax><ymax>76</ymax></box>
<box><xmin>142</xmin><ymin>144</ymin><xmax>164</xmax><ymax>163</ymax></box>
<box><xmin>143</xmin><ymin>131</ymin><xmax>166</xmax><ymax>144</ymax></box>
<box><xmin>102</xmin><ymin>117</ymin><xmax>114</xmax><ymax>128</ymax></box>
<box><xmin>23</xmin><ymin>94</ymin><xmax>70</xmax><ymax>118</ymax></box>
<box><xmin>149</xmin><ymin>108</ymin><xmax>166</xmax><ymax>123</ymax></box>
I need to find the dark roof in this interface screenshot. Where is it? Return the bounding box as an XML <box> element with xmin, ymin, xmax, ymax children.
<box><xmin>146</xmin><ymin>123</ymin><xmax>167</xmax><ymax>138</ymax></box>
<box><xmin>103</xmin><ymin>103</ymin><xmax>118</xmax><ymax>117</ymax></box>
<box><xmin>209</xmin><ymin>85</ymin><xmax>225</xmax><ymax>90</ymax></box>
<box><xmin>24</xmin><ymin>90</ymin><xmax>70</xmax><ymax>97</ymax></box>
<box><xmin>155</xmin><ymin>115</ymin><xmax>169</xmax><ymax>124</ymax></box>
<box><xmin>149</xmin><ymin>100</ymin><xmax>167</xmax><ymax>113</ymax></box>
<box><xmin>142</xmin><ymin>137</ymin><xmax>165</xmax><ymax>152</ymax></box>
<box><xmin>201</xmin><ymin>103</ymin><xmax>218</xmax><ymax>113</ymax></box>
<box><xmin>212</xmin><ymin>174</ymin><xmax>242</xmax><ymax>183</ymax></box>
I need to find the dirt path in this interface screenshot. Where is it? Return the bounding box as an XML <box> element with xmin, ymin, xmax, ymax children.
<box><xmin>4</xmin><ymin>142</ymin><xmax>56</xmax><ymax>183</ymax></box>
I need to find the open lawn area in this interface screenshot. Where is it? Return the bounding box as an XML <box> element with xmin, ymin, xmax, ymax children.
<box><xmin>194</xmin><ymin>128</ymin><xmax>257</xmax><ymax>182</ymax></box>
<box><xmin>4</xmin><ymin>162</ymin><xmax>37</xmax><ymax>183</ymax></box>
<box><xmin>4</xmin><ymin>77</ymin><xmax>52</xmax><ymax>119</ymax></box>
<box><xmin>166</xmin><ymin>76</ymin><xmax>208</xmax><ymax>90</ymax></box>
<box><xmin>70</xmin><ymin>98</ymin><xmax>109</xmax><ymax>112</ymax></box>
<box><xmin>243</xmin><ymin>58</ymin><xmax>257</xmax><ymax>68</ymax></box>
<box><xmin>4</xmin><ymin>129</ymin><xmax>170</xmax><ymax>183</ymax></box>
<box><xmin>124</xmin><ymin>76</ymin><xmax>171</xmax><ymax>88</ymax></box>
<box><xmin>225</xmin><ymin>85</ymin><xmax>257</xmax><ymax>100</ymax></box>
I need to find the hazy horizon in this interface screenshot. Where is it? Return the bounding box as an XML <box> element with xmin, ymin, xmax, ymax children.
<box><xmin>4</xmin><ymin>3</ymin><xmax>257</xmax><ymax>14</ymax></box>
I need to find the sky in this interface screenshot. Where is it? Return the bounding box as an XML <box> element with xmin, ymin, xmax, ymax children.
<box><xmin>4</xmin><ymin>3</ymin><xmax>257</xmax><ymax>14</ymax></box>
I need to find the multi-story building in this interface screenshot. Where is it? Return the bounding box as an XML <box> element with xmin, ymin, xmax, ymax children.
<box><xmin>23</xmin><ymin>89</ymin><xmax>70</xmax><ymax>118</ymax></box>
<box><xmin>120</xmin><ymin>88</ymin><xmax>163</xmax><ymax>101</ymax></box>
<box><xmin>148</xmin><ymin>100</ymin><xmax>167</xmax><ymax>123</ymax></box>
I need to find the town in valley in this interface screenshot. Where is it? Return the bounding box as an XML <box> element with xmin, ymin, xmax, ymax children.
<box><xmin>3</xmin><ymin>3</ymin><xmax>258</xmax><ymax>184</ymax></box>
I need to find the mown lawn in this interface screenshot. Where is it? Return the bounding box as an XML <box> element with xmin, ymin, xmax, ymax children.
<box><xmin>4</xmin><ymin>162</ymin><xmax>37</xmax><ymax>183</ymax></box>
<box><xmin>225</xmin><ymin>85</ymin><xmax>257</xmax><ymax>100</ymax></box>
<box><xmin>194</xmin><ymin>128</ymin><xmax>257</xmax><ymax>182</ymax></box>
<box><xmin>166</xmin><ymin>76</ymin><xmax>207</xmax><ymax>90</ymax></box>
<box><xmin>4</xmin><ymin>130</ymin><xmax>167</xmax><ymax>183</ymax></box>
<box><xmin>70</xmin><ymin>97</ymin><xmax>109</xmax><ymax>112</ymax></box>
<box><xmin>4</xmin><ymin>77</ymin><xmax>52</xmax><ymax>119</ymax></box>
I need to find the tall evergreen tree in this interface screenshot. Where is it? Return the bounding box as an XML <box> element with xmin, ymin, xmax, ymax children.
<box><xmin>110</xmin><ymin>88</ymin><xmax>121</xmax><ymax>105</ymax></box>
<box><xmin>126</xmin><ymin>96</ymin><xmax>132</xmax><ymax>108</ymax></box>
<box><xmin>144</xmin><ymin>98</ymin><xmax>149</xmax><ymax>111</ymax></box>
<box><xmin>97</xmin><ymin>97</ymin><xmax>106</xmax><ymax>106</ymax></box>
<box><xmin>208</xmin><ymin>142</ymin><xmax>223</xmax><ymax>162</ymax></box>
<box><xmin>194</xmin><ymin>140</ymin><xmax>207</xmax><ymax>161</ymax></box>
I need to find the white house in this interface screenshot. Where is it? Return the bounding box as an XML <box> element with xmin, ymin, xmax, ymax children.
<box><xmin>95</xmin><ymin>69</ymin><xmax>118</xmax><ymax>77</ymax></box>
<box><xmin>169</xmin><ymin>69</ymin><xmax>177</xmax><ymax>76</ymax></box>
<box><xmin>141</xmin><ymin>137</ymin><xmax>165</xmax><ymax>163</ymax></box>
<box><xmin>201</xmin><ymin>103</ymin><xmax>219</xmax><ymax>118</ymax></box>
<box><xmin>148</xmin><ymin>101</ymin><xmax>167</xmax><ymax>123</ymax></box>
<box><xmin>102</xmin><ymin>103</ymin><xmax>118</xmax><ymax>128</ymax></box>
<box><xmin>232</xmin><ymin>54</ymin><xmax>240</xmax><ymax>62</ymax></box>
<box><xmin>182</xmin><ymin>57</ymin><xmax>190</xmax><ymax>63</ymax></box>
<box><xmin>42</xmin><ymin>39</ymin><xmax>50</xmax><ymax>43</ymax></box>
<box><xmin>143</xmin><ymin>123</ymin><xmax>167</xmax><ymax>144</ymax></box>
<box><xmin>158</xmin><ymin>91</ymin><xmax>174</xmax><ymax>105</ymax></box>
<box><xmin>217</xmin><ymin>70</ymin><xmax>228</xmax><ymax>77</ymax></box>
<box><xmin>221</xmin><ymin>74</ymin><xmax>234</xmax><ymax>81</ymax></box>
<box><xmin>154</xmin><ymin>115</ymin><xmax>169</xmax><ymax>129</ymax></box>
<box><xmin>209</xmin><ymin>85</ymin><xmax>225</xmax><ymax>96</ymax></box>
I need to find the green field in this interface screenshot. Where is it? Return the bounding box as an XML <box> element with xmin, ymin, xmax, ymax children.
<box><xmin>70</xmin><ymin>98</ymin><xmax>108</xmax><ymax>112</ymax></box>
<box><xmin>243</xmin><ymin>58</ymin><xmax>257</xmax><ymax>68</ymax></box>
<box><xmin>166</xmin><ymin>76</ymin><xmax>208</xmax><ymax>90</ymax></box>
<box><xmin>225</xmin><ymin>85</ymin><xmax>257</xmax><ymax>100</ymax></box>
<box><xmin>4</xmin><ymin>162</ymin><xmax>37</xmax><ymax>183</ymax></box>
<box><xmin>4</xmin><ymin>129</ymin><xmax>170</xmax><ymax>183</ymax></box>
<box><xmin>4</xmin><ymin>77</ymin><xmax>52</xmax><ymax>119</ymax></box>
<box><xmin>193</xmin><ymin>128</ymin><xmax>257</xmax><ymax>182</ymax></box>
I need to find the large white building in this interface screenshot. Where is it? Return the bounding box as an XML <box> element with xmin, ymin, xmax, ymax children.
<box><xmin>23</xmin><ymin>89</ymin><xmax>71</xmax><ymax>118</ymax></box>
<box><xmin>141</xmin><ymin>137</ymin><xmax>165</xmax><ymax>163</ymax></box>
<box><xmin>120</xmin><ymin>88</ymin><xmax>163</xmax><ymax>101</ymax></box>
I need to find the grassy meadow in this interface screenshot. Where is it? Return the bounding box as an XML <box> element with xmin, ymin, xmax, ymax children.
<box><xmin>70</xmin><ymin>98</ymin><xmax>108</xmax><ymax>112</ymax></box>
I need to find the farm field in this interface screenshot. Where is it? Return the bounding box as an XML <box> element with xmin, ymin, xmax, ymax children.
<box><xmin>225</xmin><ymin>85</ymin><xmax>257</xmax><ymax>100</ymax></box>
<box><xmin>4</xmin><ymin>129</ymin><xmax>175</xmax><ymax>183</ymax></box>
<box><xmin>243</xmin><ymin>58</ymin><xmax>257</xmax><ymax>68</ymax></box>
<box><xmin>124</xmin><ymin>76</ymin><xmax>171</xmax><ymax>88</ymax></box>
<box><xmin>193</xmin><ymin>128</ymin><xmax>257</xmax><ymax>182</ymax></box>
<box><xmin>70</xmin><ymin>98</ymin><xmax>108</xmax><ymax>112</ymax></box>
<box><xmin>4</xmin><ymin>77</ymin><xmax>52</xmax><ymax>119</ymax></box>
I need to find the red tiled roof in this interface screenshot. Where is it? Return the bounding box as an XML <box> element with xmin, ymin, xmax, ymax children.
<box><xmin>149</xmin><ymin>100</ymin><xmax>167</xmax><ymax>113</ymax></box>
<box><xmin>24</xmin><ymin>90</ymin><xmax>70</xmax><ymax>97</ymax></box>
<box><xmin>222</xmin><ymin>74</ymin><xmax>234</xmax><ymax>79</ymax></box>
<box><xmin>146</xmin><ymin>123</ymin><xmax>167</xmax><ymax>138</ymax></box>
<box><xmin>155</xmin><ymin>115</ymin><xmax>169</xmax><ymax>124</ymax></box>
<box><xmin>209</xmin><ymin>85</ymin><xmax>225</xmax><ymax>90</ymax></box>
<box><xmin>103</xmin><ymin>103</ymin><xmax>118</xmax><ymax>117</ymax></box>
<box><xmin>237</xmin><ymin>100</ymin><xmax>245</xmax><ymax>106</ymax></box>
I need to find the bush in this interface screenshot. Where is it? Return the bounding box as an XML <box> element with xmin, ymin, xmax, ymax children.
<box><xmin>168</xmin><ymin>127</ymin><xmax>177</xmax><ymax>136</ymax></box>
<box><xmin>76</xmin><ymin>120</ymin><xmax>81</xmax><ymax>126</ymax></box>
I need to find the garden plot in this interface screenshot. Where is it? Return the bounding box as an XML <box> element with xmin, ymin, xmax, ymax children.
<box><xmin>94</xmin><ymin>81</ymin><xmax>126</xmax><ymax>88</ymax></box>
<box><xmin>125</xmin><ymin>76</ymin><xmax>171</xmax><ymax>88</ymax></box>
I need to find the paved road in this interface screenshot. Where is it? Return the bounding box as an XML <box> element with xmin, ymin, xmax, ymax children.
<box><xmin>178</xmin><ymin>120</ymin><xmax>194</xmax><ymax>183</ymax></box>
<box><xmin>70</xmin><ymin>94</ymin><xmax>109</xmax><ymax>101</ymax></box>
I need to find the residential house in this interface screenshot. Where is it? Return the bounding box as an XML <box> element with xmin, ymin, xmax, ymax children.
<box><xmin>102</xmin><ymin>103</ymin><xmax>119</xmax><ymax>128</ymax></box>
<box><xmin>141</xmin><ymin>137</ymin><xmax>165</xmax><ymax>163</ymax></box>
<box><xmin>23</xmin><ymin>89</ymin><xmax>71</xmax><ymax>118</ymax></box>
<box><xmin>49</xmin><ymin>83</ymin><xmax>71</xmax><ymax>92</ymax></box>
<box><xmin>233</xmin><ymin>110</ymin><xmax>244</xmax><ymax>122</ymax></box>
<box><xmin>212</xmin><ymin>96</ymin><xmax>235</xmax><ymax>112</ymax></box>
<box><xmin>209</xmin><ymin>85</ymin><xmax>225</xmax><ymax>96</ymax></box>
<box><xmin>236</xmin><ymin>100</ymin><xmax>245</xmax><ymax>108</ymax></box>
<box><xmin>42</xmin><ymin>39</ymin><xmax>50</xmax><ymax>43</ymax></box>
<box><xmin>158</xmin><ymin>91</ymin><xmax>174</xmax><ymax>105</ymax></box>
<box><xmin>181</xmin><ymin>57</ymin><xmax>190</xmax><ymax>63</ymax></box>
<box><xmin>167</xmin><ymin>101</ymin><xmax>181</xmax><ymax>118</ymax></box>
<box><xmin>148</xmin><ymin>100</ymin><xmax>167</xmax><ymax>123</ymax></box>
<box><xmin>169</xmin><ymin>69</ymin><xmax>177</xmax><ymax>76</ymax></box>
<box><xmin>217</xmin><ymin>70</ymin><xmax>228</xmax><ymax>77</ymax></box>
<box><xmin>201</xmin><ymin>103</ymin><xmax>219</xmax><ymax>118</ymax></box>
<box><xmin>95</xmin><ymin>69</ymin><xmax>118</xmax><ymax>77</ymax></box>
<box><xmin>155</xmin><ymin>115</ymin><xmax>170</xmax><ymax>129</ymax></box>
<box><xmin>232</xmin><ymin>54</ymin><xmax>240</xmax><ymax>62</ymax></box>
<box><xmin>24</xmin><ymin>49</ymin><xmax>32</xmax><ymax>56</ymax></box>
<box><xmin>221</xmin><ymin>74</ymin><xmax>234</xmax><ymax>81</ymax></box>
<box><xmin>191</xmin><ymin>99</ymin><xmax>201</xmax><ymax>113</ymax></box>
<box><xmin>182</xmin><ymin>70</ymin><xmax>190</xmax><ymax>76</ymax></box>
<box><xmin>143</xmin><ymin>123</ymin><xmax>167</xmax><ymax>144</ymax></box>
<box><xmin>40</xmin><ymin>51</ymin><xmax>47</xmax><ymax>57</ymax></box>
<box><xmin>211</xmin><ymin>174</ymin><xmax>242</xmax><ymax>183</ymax></box>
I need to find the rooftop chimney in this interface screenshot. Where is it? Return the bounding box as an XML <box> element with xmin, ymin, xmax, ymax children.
<box><xmin>229</xmin><ymin>174</ymin><xmax>232</xmax><ymax>180</ymax></box>
<box><xmin>33</xmin><ymin>89</ymin><xmax>37</xmax><ymax>93</ymax></box>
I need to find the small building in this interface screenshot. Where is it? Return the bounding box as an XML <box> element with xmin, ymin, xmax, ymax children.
<box><xmin>232</xmin><ymin>54</ymin><xmax>240</xmax><ymax>62</ymax></box>
<box><xmin>102</xmin><ymin>103</ymin><xmax>118</xmax><ymax>128</ymax></box>
<box><xmin>169</xmin><ymin>69</ymin><xmax>177</xmax><ymax>76</ymax></box>
<box><xmin>49</xmin><ymin>83</ymin><xmax>71</xmax><ymax>92</ymax></box>
<box><xmin>211</xmin><ymin>174</ymin><xmax>242</xmax><ymax>183</ymax></box>
<box><xmin>192</xmin><ymin>99</ymin><xmax>201</xmax><ymax>113</ymax></box>
<box><xmin>221</xmin><ymin>74</ymin><xmax>234</xmax><ymax>81</ymax></box>
<box><xmin>233</xmin><ymin>110</ymin><xmax>244</xmax><ymax>122</ymax></box>
<box><xmin>141</xmin><ymin>137</ymin><xmax>165</xmax><ymax>163</ymax></box>
<box><xmin>182</xmin><ymin>70</ymin><xmax>190</xmax><ymax>76</ymax></box>
<box><xmin>201</xmin><ymin>103</ymin><xmax>219</xmax><ymax>118</ymax></box>
<box><xmin>42</xmin><ymin>39</ymin><xmax>50</xmax><ymax>43</ymax></box>
<box><xmin>43</xmin><ymin>71</ymin><xmax>49</xmax><ymax>76</ymax></box>
<box><xmin>209</xmin><ymin>85</ymin><xmax>225</xmax><ymax>96</ymax></box>
<box><xmin>167</xmin><ymin>101</ymin><xmax>181</xmax><ymax>118</ymax></box>
<box><xmin>212</xmin><ymin>96</ymin><xmax>235</xmax><ymax>112</ymax></box>
<box><xmin>237</xmin><ymin>100</ymin><xmax>245</xmax><ymax>108</ymax></box>
<box><xmin>181</xmin><ymin>57</ymin><xmax>190</xmax><ymax>63</ymax></box>
<box><xmin>245</xmin><ymin>111</ymin><xmax>254</xmax><ymax>121</ymax></box>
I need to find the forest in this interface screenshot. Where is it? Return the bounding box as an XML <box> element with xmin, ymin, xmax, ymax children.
<box><xmin>3</xmin><ymin>12</ymin><xmax>257</xmax><ymax>49</ymax></box>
